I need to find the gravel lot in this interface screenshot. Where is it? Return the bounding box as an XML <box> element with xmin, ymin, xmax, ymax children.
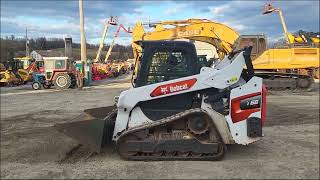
<box><xmin>1</xmin><ymin>76</ymin><xmax>319</xmax><ymax>179</ymax></box>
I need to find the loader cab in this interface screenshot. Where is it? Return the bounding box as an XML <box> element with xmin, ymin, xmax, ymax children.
<box><xmin>12</xmin><ymin>57</ymin><xmax>34</xmax><ymax>70</ymax></box>
<box><xmin>134</xmin><ymin>41</ymin><xmax>204</xmax><ymax>87</ymax></box>
<box><xmin>234</xmin><ymin>35</ymin><xmax>267</xmax><ymax>60</ymax></box>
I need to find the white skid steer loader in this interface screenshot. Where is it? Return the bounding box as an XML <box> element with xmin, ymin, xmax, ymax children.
<box><xmin>55</xmin><ymin>41</ymin><xmax>266</xmax><ymax>161</ymax></box>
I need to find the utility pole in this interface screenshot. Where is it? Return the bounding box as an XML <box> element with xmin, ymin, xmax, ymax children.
<box><xmin>25</xmin><ymin>28</ymin><xmax>29</xmax><ymax>57</ymax></box>
<box><xmin>79</xmin><ymin>0</ymin><xmax>87</xmax><ymax>87</ymax></box>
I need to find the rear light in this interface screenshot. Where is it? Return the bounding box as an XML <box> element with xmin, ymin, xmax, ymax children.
<box><xmin>261</xmin><ymin>84</ymin><xmax>267</xmax><ymax>126</ymax></box>
<box><xmin>231</xmin><ymin>92</ymin><xmax>261</xmax><ymax>123</ymax></box>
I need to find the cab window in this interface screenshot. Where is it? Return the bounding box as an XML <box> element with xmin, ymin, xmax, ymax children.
<box><xmin>55</xmin><ymin>60</ymin><xmax>65</xmax><ymax>69</ymax></box>
<box><xmin>146</xmin><ymin>49</ymin><xmax>191</xmax><ymax>85</ymax></box>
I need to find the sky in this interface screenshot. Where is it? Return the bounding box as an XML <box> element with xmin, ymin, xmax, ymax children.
<box><xmin>1</xmin><ymin>0</ymin><xmax>319</xmax><ymax>45</ymax></box>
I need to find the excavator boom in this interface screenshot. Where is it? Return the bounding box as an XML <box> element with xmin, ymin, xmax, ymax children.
<box><xmin>132</xmin><ymin>19</ymin><xmax>239</xmax><ymax>59</ymax></box>
<box><xmin>131</xmin><ymin>19</ymin><xmax>239</xmax><ymax>80</ymax></box>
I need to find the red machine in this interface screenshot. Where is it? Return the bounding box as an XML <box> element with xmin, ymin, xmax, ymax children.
<box><xmin>91</xmin><ymin>63</ymin><xmax>112</xmax><ymax>81</ymax></box>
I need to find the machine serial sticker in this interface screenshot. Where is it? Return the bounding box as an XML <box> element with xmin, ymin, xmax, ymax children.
<box><xmin>150</xmin><ymin>78</ymin><xmax>197</xmax><ymax>97</ymax></box>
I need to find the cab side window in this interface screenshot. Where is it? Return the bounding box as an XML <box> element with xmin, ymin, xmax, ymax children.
<box><xmin>55</xmin><ymin>60</ymin><xmax>65</xmax><ymax>69</ymax></box>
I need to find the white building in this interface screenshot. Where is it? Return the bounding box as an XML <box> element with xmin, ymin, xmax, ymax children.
<box><xmin>30</xmin><ymin>50</ymin><xmax>64</xmax><ymax>61</ymax></box>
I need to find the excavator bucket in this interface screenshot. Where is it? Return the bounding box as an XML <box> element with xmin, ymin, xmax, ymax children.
<box><xmin>54</xmin><ymin>106</ymin><xmax>116</xmax><ymax>153</ymax></box>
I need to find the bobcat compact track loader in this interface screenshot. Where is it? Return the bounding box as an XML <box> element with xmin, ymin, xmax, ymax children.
<box><xmin>55</xmin><ymin>41</ymin><xmax>266</xmax><ymax>161</ymax></box>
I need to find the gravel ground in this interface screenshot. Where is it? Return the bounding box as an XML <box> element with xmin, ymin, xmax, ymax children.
<box><xmin>0</xmin><ymin>76</ymin><xmax>319</xmax><ymax>179</ymax></box>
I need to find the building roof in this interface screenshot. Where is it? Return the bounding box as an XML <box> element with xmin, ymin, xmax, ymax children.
<box><xmin>32</xmin><ymin>50</ymin><xmax>64</xmax><ymax>57</ymax></box>
<box><xmin>42</xmin><ymin>57</ymin><xmax>69</xmax><ymax>60</ymax></box>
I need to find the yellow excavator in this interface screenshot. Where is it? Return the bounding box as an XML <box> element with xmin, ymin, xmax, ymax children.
<box><xmin>131</xmin><ymin>4</ymin><xmax>319</xmax><ymax>89</ymax></box>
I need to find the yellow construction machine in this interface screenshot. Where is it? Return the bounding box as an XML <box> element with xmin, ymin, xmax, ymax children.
<box><xmin>0</xmin><ymin>63</ymin><xmax>23</xmax><ymax>86</ymax></box>
<box><xmin>12</xmin><ymin>56</ymin><xmax>34</xmax><ymax>83</ymax></box>
<box><xmin>110</xmin><ymin>61</ymin><xmax>129</xmax><ymax>76</ymax></box>
<box><xmin>93</xmin><ymin>16</ymin><xmax>132</xmax><ymax>64</ymax></box>
<box><xmin>262</xmin><ymin>3</ymin><xmax>319</xmax><ymax>46</ymax></box>
<box><xmin>92</xmin><ymin>16</ymin><xmax>132</xmax><ymax>79</ymax></box>
<box><xmin>104</xmin><ymin>23</ymin><xmax>132</xmax><ymax>77</ymax></box>
<box><xmin>94</xmin><ymin>16</ymin><xmax>118</xmax><ymax>63</ymax></box>
<box><xmin>104</xmin><ymin>24</ymin><xmax>132</xmax><ymax>63</ymax></box>
<box><xmin>131</xmin><ymin>5</ymin><xmax>319</xmax><ymax>89</ymax></box>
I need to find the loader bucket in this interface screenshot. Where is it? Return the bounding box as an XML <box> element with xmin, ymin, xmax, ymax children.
<box><xmin>54</xmin><ymin>106</ymin><xmax>116</xmax><ymax>153</ymax></box>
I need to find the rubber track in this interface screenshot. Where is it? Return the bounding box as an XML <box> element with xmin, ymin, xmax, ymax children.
<box><xmin>115</xmin><ymin>108</ymin><xmax>225</xmax><ymax>161</ymax></box>
<box><xmin>256</xmin><ymin>72</ymin><xmax>314</xmax><ymax>90</ymax></box>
